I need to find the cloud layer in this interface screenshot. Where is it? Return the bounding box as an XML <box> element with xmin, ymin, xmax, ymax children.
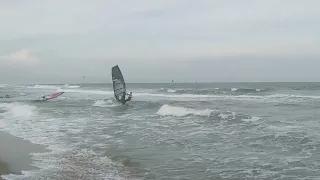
<box><xmin>0</xmin><ymin>0</ymin><xmax>319</xmax><ymax>83</ymax></box>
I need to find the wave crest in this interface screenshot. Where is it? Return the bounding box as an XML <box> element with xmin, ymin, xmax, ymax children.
<box><xmin>158</xmin><ymin>87</ymin><xmax>269</xmax><ymax>95</ymax></box>
<box><xmin>157</xmin><ymin>104</ymin><xmax>215</xmax><ymax>117</ymax></box>
<box><xmin>27</xmin><ymin>84</ymin><xmax>81</xmax><ymax>89</ymax></box>
<box><xmin>0</xmin><ymin>102</ymin><xmax>37</xmax><ymax>122</ymax></box>
<box><xmin>92</xmin><ymin>99</ymin><xmax>117</xmax><ymax>107</ymax></box>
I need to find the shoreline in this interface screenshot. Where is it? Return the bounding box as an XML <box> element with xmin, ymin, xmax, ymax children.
<box><xmin>0</xmin><ymin>131</ymin><xmax>48</xmax><ymax>179</ymax></box>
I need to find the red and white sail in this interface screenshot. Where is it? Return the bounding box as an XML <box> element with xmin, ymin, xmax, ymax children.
<box><xmin>46</xmin><ymin>92</ymin><xmax>64</xmax><ymax>100</ymax></box>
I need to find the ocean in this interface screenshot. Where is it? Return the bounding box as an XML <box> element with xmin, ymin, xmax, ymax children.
<box><xmin>0</xmin><ymin>82</ymin><xmax>320</xmax><ymax>180</ymax></box>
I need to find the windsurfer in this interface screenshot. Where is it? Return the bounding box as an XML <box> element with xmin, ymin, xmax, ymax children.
<box><xmin>38</xmin><ymin>96</ymin><xmax>46</xmax><ymax>101</ymax></box>
<box><xmin>125</xmin><ymin>92</ymin><xmax>132</xmax><ymax>102</ymax></box>
<box><xmin>31</xmin><ymin>92</ymin><xmax>64</xmax><ymax>103</ymax></box>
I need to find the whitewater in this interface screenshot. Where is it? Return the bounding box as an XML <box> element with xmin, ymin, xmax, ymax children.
<box><xmin>0</xmin><ymin>82</ymin><xmax>320</xmax><ymax>180</ymax></box>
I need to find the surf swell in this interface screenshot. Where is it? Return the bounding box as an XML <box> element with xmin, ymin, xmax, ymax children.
<box><xmin>57</xmin><ymin>88</ymin><xmax>113</xmax><ymax>95</ymax></box>
<box><xmin>27</xmin><ymin>84</ymin><xmax>81</xmax><ymax>90</ymax></box>
<box><xmin>156</xmin><ymin>104</ymin><xmax>263</xmax><ymax>125</ymax></box>
<box><xmin>158</xmin><ymin>87</ymin><xmax>269</xmax><ymax>95</ymax></box>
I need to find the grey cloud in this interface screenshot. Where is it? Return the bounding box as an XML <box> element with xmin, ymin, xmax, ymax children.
<box><xmin>0</xmin><ymin>0</ymin><xmax>319</xmax><ymax>83</ymax></box>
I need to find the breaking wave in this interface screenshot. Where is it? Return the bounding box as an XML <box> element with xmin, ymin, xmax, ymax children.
<box><xmin>55</xmin><ymin>87</ymin><xmax>320</xmax><ymax>104</ymax></box>
<box><xmin>58</xmin><ymin>88</ymin><xmax>113</xmax><ymax>95</ymax></box>
<box><xmin>158</xmin><ymin>87</ymin><xmax>269</xmax><ymax>95</ymax></box>
<box><xmin>0</xmin><ymin>102</ymin><xmax>37</xmax><ymax>121</ymax></box>
<box><xmin>155</xmin><ymin>104</ymin><xmax>262</xmax><ymax>125</ymax></box>
<box><xmin>62</xmin><ymin>84</ymin><xmax>81</xmax><ymax>89</ymax></box>
<box><xmin>27</xmin><ymin>84</ymin><xmax>81</xmax><ymax>89</ymax></box>
<box><xmin>241</xmin><ymin>116</ymin><xmax>261</xmax><ymax>122</ymax></box>
<box><xmin>157</xmin><ymin>104</ymin><xmax>215</xmax><ymax>117</ymax></box>
<box><xmin>92</xmin><ymin>99</ymin><xmax>118</xmax><ymax>107</ymax></box>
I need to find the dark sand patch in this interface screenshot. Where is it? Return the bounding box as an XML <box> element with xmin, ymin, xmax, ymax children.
<box><xmin>0</xmin><ymin>160</ymin><xmax>10</xmax><ymax>180</ymax></box>
<box><xmin>0</xmin><ymin>131</ymin><xmax>48</xmax><ymax>179</ymax></box>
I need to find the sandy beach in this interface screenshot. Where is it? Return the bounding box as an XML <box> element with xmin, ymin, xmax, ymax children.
<box><xmin>0</xmin><ymin>131</ymin><xmax>48</xmax><ymax>180</ymax></box>
<box><xmin>0</xmin><ymin>160</ymin><xmax>9</xmax><ymax>180</ymax></box>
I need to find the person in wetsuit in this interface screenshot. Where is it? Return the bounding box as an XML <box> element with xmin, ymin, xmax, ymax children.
<box><xmin>126</xmin><ymin>92</ymin><xmax>132</xmax><ymax>101</ymax></box>
<box><xmin>119</xmin><ymin>92</ymin><xmax>132</xmax><ymax>104</ymax></box>
<box><xmin>0</xmin><ymin>95</ymin><xmax>10</xmax><ymax>98</ymax></box>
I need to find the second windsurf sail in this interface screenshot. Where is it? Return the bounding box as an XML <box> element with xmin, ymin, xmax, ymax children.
<box><xmin>45</xmin><ymin>92</ymin><xmax>65</xmax><ymax>101</ymax></box>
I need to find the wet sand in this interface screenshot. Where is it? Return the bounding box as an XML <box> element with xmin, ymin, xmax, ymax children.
<box><xmin>0</xmin><ymin>131</ymin><xmax>48</xmax><ymax>179</ymax></box>
<box><xmin>0</xmin><ymin>160</ymin><xmax>9</xmax><ymax>180</ymax></box>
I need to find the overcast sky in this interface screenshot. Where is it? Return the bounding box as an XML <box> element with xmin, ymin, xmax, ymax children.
<box><xmin>0</xmin><ymin>0</ymin><xmax>319</xmax><ymax>83</ymax></box>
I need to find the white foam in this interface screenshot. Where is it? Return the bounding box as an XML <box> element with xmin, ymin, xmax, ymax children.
<box><xmin>136</xmin><ymin>92</ymin><xmax>210</xmax><ymax>98</ymax></box>
<box><xmin>267</xmin><ymin>125</ymin><xmax>301</xmax><ymax>132</ymax></box>
<box><xmin>218</xmin><ymin>113</ymin><xmax>229</xmax><ymax>119</ymax></box>
<box><xmin>242</xmin><ymin>116</ymin><xmax>261</xmax><ymax>122</ymax></box>
<box><xmin>27</xmin><ymin>84</ymin><xmax>81</xmax><ymax>90</ymax></box>
<box><xmin>58</xmin><ymin>88</ymin><xmax>113</xmax><ymax>95</ymax></box>
<box><xmin>26</xmin><ymin>85</ymin><xmax>320</xmax><ymax>103</ymax></box>
<box><xmin>157</xmin><ymin>104</ymin><xmax>214</xmax><ymax>117</ymax></box>
<box><xmin>142</xmin><ymin>92</ymin><xmax>320</xmax><ymax>104</ymax></box>
<box><xmin>0</xmin><ymin>103</ymin><xmax>37</xmax><ymax>122</ymax></box>
<box><xmin>231</xmin><ymin>88</ymin><xmax>238</xmax><ymax>92</ymax></box>
<box><xmin>269</xmin><ymin>94</ymin><xmax>320</xmax><ymax>99</ymax></box>
<box><xmin>0</xmin><ymin>102</ymin><xmax>124</xmax><ymax>180</ymax></box>
<box><xmin>27</xmin><ymin>84</ymin><xmax>61</xmax><ymax>89</ymax></box>
<box><xmin>62</xmin><ymin>84</ymin><xmax>81</xmax><ymax>89</ymax></box>
<box><xmin>58</xmin><ymin>89</ymin><xmax>210</xmax><ymax>100</ymax></box>
<box><xmin>167</xmin><ymin>89</ymin><xmax>176</xmax><ymax>93</ymax></box>
<box><xmin>218</xmin><ymin>112</ymin><xmax>236</xmax><ymax>120</ymax></box>
<box><xmin>92</xmin><ymin>99</ymin><xmax>117</xmax><ymax>107</ymax></box>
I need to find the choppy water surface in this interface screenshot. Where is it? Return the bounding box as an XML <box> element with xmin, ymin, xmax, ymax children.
<box><xmin>0</xmin><ymin>82</ymin><xmax>320</xmax><ymax>180</ymax></box>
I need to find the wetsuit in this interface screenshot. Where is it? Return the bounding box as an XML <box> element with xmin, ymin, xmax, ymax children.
<box><xmin>126</xmin><ymin>95</ymin><xmax>132</xmax><ymax>102</ymax></box>
<box><xmin>121</xmin><ymin>93</ymin><xmax>132</xmax><ymax>104</ymax></box>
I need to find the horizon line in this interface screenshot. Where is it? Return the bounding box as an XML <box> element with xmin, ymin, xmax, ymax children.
<box><xmin>11</xmin><ymin>81</ymin><xmax>320</xmax><ymax>85</ymax></box>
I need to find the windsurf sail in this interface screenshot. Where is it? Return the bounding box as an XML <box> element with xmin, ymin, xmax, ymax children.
<box><xmin>45</xmin><ymin>92</ymin><xmax>65</xmax><ymax>100</ymax></box>
<box><xmin>112</xmin><ymin>65</ymin><xmax>126</xmax><ymax>103</ymax></box>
